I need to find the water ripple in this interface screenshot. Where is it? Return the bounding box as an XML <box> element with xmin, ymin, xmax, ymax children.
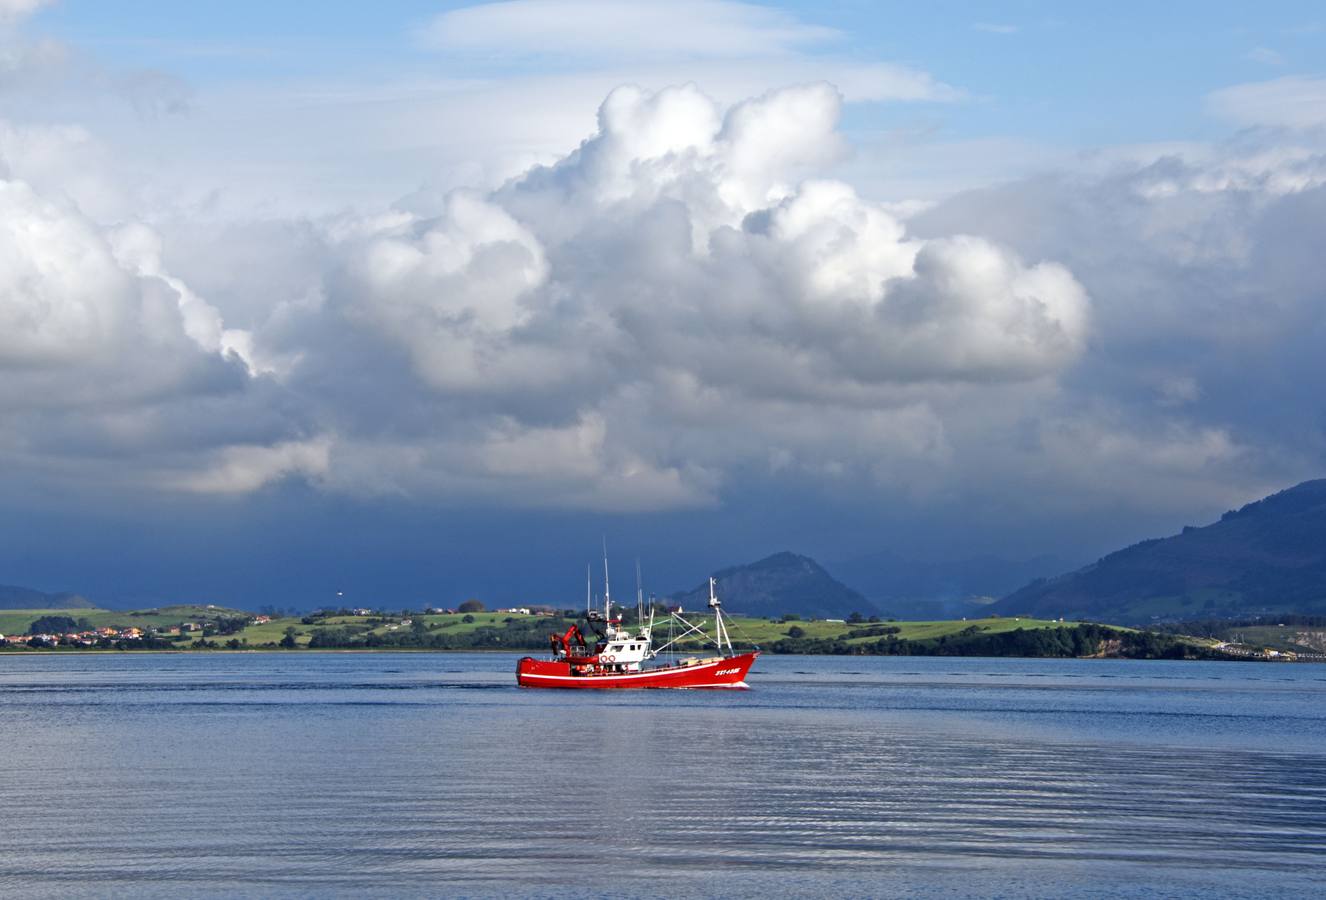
<box><xmin>0</xmin><ymin>652</ymin><xmax>1324</xmax><ymax>897</ymax></box>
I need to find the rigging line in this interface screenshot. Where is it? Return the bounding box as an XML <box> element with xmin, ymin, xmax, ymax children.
<box><xmin>651</xmin><ymin>611</ymin><xmax>713</xmax><ymax>657</ymax></box>
<box><xmin>722</xmin><ymin>615</ymin><xmax>762</xmax><ymax>652</ymax></box>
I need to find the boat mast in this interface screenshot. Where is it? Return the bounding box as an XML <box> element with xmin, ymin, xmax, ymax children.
<box><xmin>586</xmin><ymin>563</ymin><xmax>591</xmax><ymax>616</ymax></box>
<box><xmin>602</xmin><ymin>538</ymin><xmax>611</xmax><ymax>622</ymax></box>
<box><xmin>708</xmin><ymin>576</ymin><xmax>731</xmax><ymax>654</ymax></box>
<box><xmin>635</xmin><ymin>558</ymin><xmax>643</xmax><ymax>627</ymax></box>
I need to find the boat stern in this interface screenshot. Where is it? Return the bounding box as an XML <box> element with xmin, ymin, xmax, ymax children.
<box><xmin>516</xmin><ymin>656</ymin><xmax>571</xmax><ymax>687</ymax></box>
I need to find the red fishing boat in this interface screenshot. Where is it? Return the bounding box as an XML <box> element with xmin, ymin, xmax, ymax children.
<box><xmin>517</xmin><ymin>568</ymin><xmax>758</xmax><ymax>689</ymax></box>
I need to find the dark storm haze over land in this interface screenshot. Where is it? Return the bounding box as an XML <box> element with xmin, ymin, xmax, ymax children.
<box><xmin>2</xmin><ymin>1</ymin><xmax>1326</xmax><ymax>608</ymax></box>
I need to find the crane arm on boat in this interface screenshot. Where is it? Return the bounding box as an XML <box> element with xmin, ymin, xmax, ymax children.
<box><xmin>549</xmin><ymin>623</ymin><xmax>591</xmax><ymax>659</ymax></box>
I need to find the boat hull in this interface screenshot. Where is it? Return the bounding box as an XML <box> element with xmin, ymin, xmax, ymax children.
<box><xmin>516</xmin><ymin>651</ymin><xmax>758</xmax><ymax>689</ymax></box>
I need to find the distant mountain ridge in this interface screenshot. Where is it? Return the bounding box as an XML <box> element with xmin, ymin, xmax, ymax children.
<box><xmin>993</xmin><ymin>479</ymin><xmax>1326</xmax><ymax>624</ymax></box>
<box><xmin>828</xmin><ymin>550</ymin><xmax>1074</xmax><ymax>619</ymax></box>
<box><xmin>670</xmin><ymin>552</ymin><xmax>875</xmax><ymax>619</ymax></box>
<box><xmin>0</xmin><ymin>584</ymin><xmax>95</xmax><ymax>610</ymax></box>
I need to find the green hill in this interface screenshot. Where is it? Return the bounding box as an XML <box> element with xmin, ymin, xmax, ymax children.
<box><xmin>669</xmin><ymin>552</ymin><xmax>876</xmax><ymax>619</ymax></box>
<box><xmin>994</xmin><ymin>479</ymin><xmax>1326</xmax><ymax>624</ymax></box>
<box><xmin>201</xmin><ymin>610</ymin><xmax>1206</xmax><ymax>660</ymax></box>
<box><xmin>0</xmin><ymin>604</ymin><xmax>252</xmax><ymax>636</ymax></box>
<box><xmin>0</xmin><ymin>584</ymin><xmax>94</xmax><ymax>610</ymax></box>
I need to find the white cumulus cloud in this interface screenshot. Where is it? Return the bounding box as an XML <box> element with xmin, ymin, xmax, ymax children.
<box><xmin>2</xmin><ymin>77</ymin><xmax>1094</xmax><ymax>513</ymax></box>
<box><xmin>290</xmin><ymin>82</ymin><xmax>1091</xmax><ymax>509</ymax></box>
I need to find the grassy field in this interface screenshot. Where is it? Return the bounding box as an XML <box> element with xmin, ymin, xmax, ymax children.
<box><xmin>647</xmin><ymin>613</ymin><xmax>1079</xmax><ymax>648</ymax></box>
<box><xmin>0</xmin><ymin>605</ymin><xmax>252</xmax><ymax>635</ymax></box>
<box><xmin>218</xmin><ymin>612</ymin><xmax>535</xmax><ymax>646</ymax></box>
<box><xmin>0</xmin><ymin>607</ymin><xmax>529</xmax><ymax>646</ymax></box>
<box><xmin>223</xmin><ymin>617</ymin><xmax>306</xmax><ymax>645</ymax></box>
<box><xmin>0</xmin><ymin>610</ymin><xmax>78</xmax><ymax>634</ymax></box>
<box><xmin>1</xmin><ymin>607</ymin><xmax>1091</xmax><ymax>644</ymax></box>
<box><xmin>162</xmin><ymin>611</ymin><xmax>548</xmax><ymax>647</ymax></box>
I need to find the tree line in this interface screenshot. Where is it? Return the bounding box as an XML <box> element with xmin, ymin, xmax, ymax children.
<box><xmin>768</xmin><ymin>624</ymin><xmax>1217</xmax><ymax>659</ymax></box>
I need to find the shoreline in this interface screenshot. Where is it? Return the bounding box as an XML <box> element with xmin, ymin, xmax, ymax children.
<box><xmin>0</xmin><ymin>646</ymin><xmax>1312</xmax><ymax>662</ymax></box>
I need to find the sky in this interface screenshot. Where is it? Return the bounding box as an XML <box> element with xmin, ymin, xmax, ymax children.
<box><xmin>2</xmin><ymin>0</ymin><xmax>1325</xmax><ymax>608</ymax></box>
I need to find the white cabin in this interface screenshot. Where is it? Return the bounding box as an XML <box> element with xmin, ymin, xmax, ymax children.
<box><xmin>596</xmin><ymin>623</ymin><xmax>652</xmax><ymax>671</ymax></box>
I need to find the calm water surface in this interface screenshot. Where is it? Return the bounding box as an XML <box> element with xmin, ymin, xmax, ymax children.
<box><xmin>1</xmin><ymin>652</ymin><xmax>1324</xmax><ymax>897</ymax></box>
